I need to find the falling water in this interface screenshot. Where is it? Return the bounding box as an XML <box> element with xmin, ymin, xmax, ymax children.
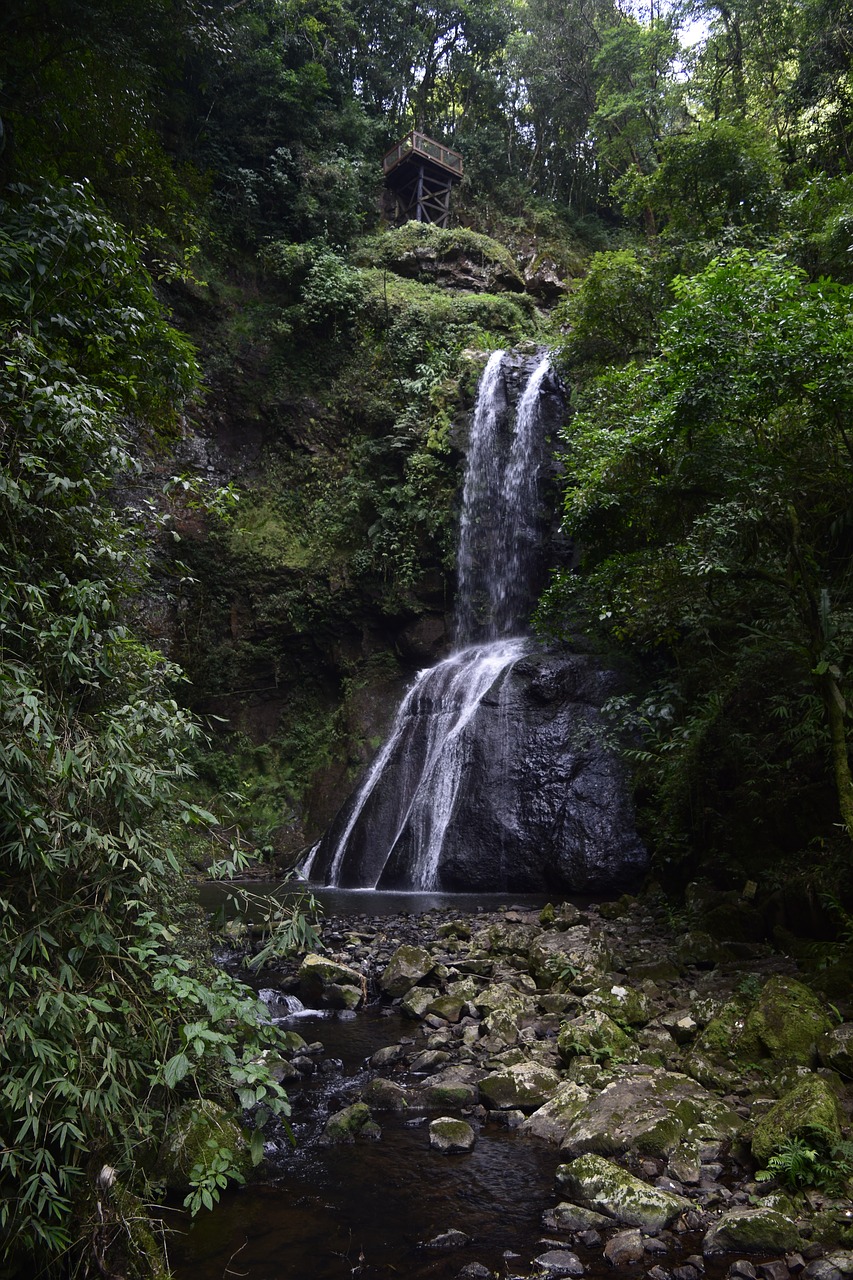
<box><xmin>308</xmin><ymin>350</ymin><xmax>554</xmax><ymax>890</ymax></box>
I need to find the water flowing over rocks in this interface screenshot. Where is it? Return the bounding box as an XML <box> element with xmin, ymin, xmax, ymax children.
<box><xmin>307</xmin><ymin>349</ymin><xmax>648</xmax><ymax>894</ymax></box>
<box><xmin>199</xmin><ymin>885</ymin><xmax>853</xmax><ymax>1280</ymax></box>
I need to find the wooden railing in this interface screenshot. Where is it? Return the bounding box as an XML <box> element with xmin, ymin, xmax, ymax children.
<box><xmin>383</xmin><ymin>131</ymin><xmax>463</xmax><ymax>177</ymax></box>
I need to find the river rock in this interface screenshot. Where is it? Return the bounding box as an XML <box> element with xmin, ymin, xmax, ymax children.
<box><xmin>556</xmin><ymin>1153</ymin><xmax>690</xmax><ymax>1230</ymax></box>
<box><xmin>543</xmin><ymin>1202</ymin><xmax>611</xmax><ymax>1232</ymax></box>
<box><xmin>535</xmin><ymin>1248</ymin><xmax>585</xmax><ymax>1275</ymax></box>
<box><xmin>297</xmin><ymin>953</ymin><xmax>365</xmax><ymax>1009</ymax></box>
<box><xmin>522</xmin><ymin>1082</ymin><xmax>590</xmax><ymax>1143</ymax></box>
<box><xmin>583</xmin><ymin>983</ymin><xmax>652</xmax><ymax>1027</ymax></box>
<box><xmin>379</xmin><ymin>944</ymin><xmax>434</xmax><ymax>996</ymax></box>
<box><xmin>817</xmin><ymin>1023</ymin><xmax>853</xmax><ymax>1076</ymax></box>
<box><xmin>558</xmin><ymin>1011</ymin><xmax>635</xmax><ymax>1065</ymax></box>
<box><xmin>429</xmin><ymin>1116</ymin><xmax>476</xmax><ymax>1153</ymax></box>
<box><xmin>479</xmin><ymin>1061</ymin><xmax>562</xmax><ymax>1111</ymax></box>
<box><xmin>751</xmin><ymin>1076</ymin><xmax>842</xmax><ymax>1163</ymax></box>
<box><xmin>702</xmin><ymin>1208</ymin><xmax>800</xmax><ymax>1256</ymax></box>
<box><xmin>363</xmin><ymin>1078</ymin><xmax>409</xmax><ymax>1111</ymax></box>
<box><xmin>558</xmin><ymin>1069</ymin><xmax>742</xmax><ymax>1159</ymax></box>
<box><xmin>741</xmin><ymin>977</ymin><xmax>832</xmax><ymax>1066</ymax></box>
<box><xmin>604</xmin><ymin>1229</ymin><xmax>645</xmax><ymax>1266</ymax></box>
<box><xmin>402</xmin><ymin>985</ymin><xmax>441</xmax><ymax>1018</ymax></box>
<box><xmin>420</xmin><ymin>1070</ymin><xmax>480</xmax><ymax>1109</ymax></box>
<box><xmin>321</xmin><ymin>1102</ymin><xmax>381</xmax><ymax>1143</ymax></box>
<box><xmin>529</xmin><ymin>927</ymin><xmax>612</xmax><ymax>991</ymax></box>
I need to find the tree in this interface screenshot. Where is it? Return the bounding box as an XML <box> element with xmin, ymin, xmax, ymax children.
<box><xmin>0</xmin><ymin>184</ymin><xmax>289</xmax><ymax>1274</ymax></box>
<box><xmin>549</xmin><ymin>250</ymin><xmax>853</xmax><ymax>864</ymax></box>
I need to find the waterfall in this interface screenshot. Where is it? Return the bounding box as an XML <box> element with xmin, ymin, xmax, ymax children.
<box><xmin>308</xmin><ymin>350</ymin><xmax>555</xmax><ymax>890</ymax></box>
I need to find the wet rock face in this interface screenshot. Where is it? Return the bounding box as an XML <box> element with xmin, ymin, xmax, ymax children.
<box><xmin>432</xmin><ymin>652</ymin><xmax>648</xmax><ymax>894</ymax></box>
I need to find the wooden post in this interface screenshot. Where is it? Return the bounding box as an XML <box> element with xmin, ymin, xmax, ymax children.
<box><xmin>416</xmin><ymin>163</ymin><xmax>425</xmax><ymax>222</ymax></box>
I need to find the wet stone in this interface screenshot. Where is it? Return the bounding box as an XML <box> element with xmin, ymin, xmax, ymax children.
<box><xmin>534</xmin><ymin>1248</ymin><xmax>585</xmax><ymax>1275</ymax></box>
<box><xmin>604</xmin><ymin>1229</ymin><xmax>645</xmax><ymax>1266</ymax></box>
<box><xmin>423</xmin><ymin>1229</ymin><xmax>471</xmax><ymax>1250</ymax></box>
<box><xmin>458</xmin><ymin>1264</ymin><xmax>493</xmax><ymax>1279</ymax></box>
<box><xmin>757</xmin><ymin>1264</ymin><xmax>791</xmax><ymax>1280</ymax></box>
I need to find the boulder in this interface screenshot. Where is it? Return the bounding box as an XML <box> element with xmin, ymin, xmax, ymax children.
<box><xmin>542</xmin><ymin>1203</ymin><xmax>611</xmax><ymax>1232</ymax></box>
<box><xmin>529</xmin><ymin>927</ymin><xmax>612</xmax><ymax>991</ymax></box>
<box><xmin>297</xmin><ymin>953</ymin><xmax>365</xmax><ymax>1009</ymax></box>
<box><xmin>582</xmin><ymin>984</ymin><xmax>652</xmax><ymax>1027</ymax></box>
<box><xmin>479</xmin><ymin>1061</ymin><xmax>562</xmax><ymax>1112</ymax></box>
<box><xmin>534</xmin><ymin>1248</ymin><xmax>585</xmax><ymax>1275</ymax></box>
<box><xmin>158</xmin><ymin>1099</ymin><xmax>250</xmax><ymax>1189</ymax></box>
<box><xmin>429</xmin><ymin>1116</ymin><xmax>476</xmax><ymax>1153</ymax></box>
<box><xmin>363</xmin><ymin>1078</ymin><xmax>409</xmax><ymax>1112</ymax></box>
<box><xmin>558</xmin><ymin>1011</ymin><xmax>635</xmax><ymax>1065</ymax></box>
<box><xmin>558</xmin><ymin>1068</ymin><xmax>742</xmax><ymax>1159</ymax></box>
<box><xmin>379</xmin><ymin>944</ymin><xmax>434</xmax><ymax>997</ymax></box>
<box><xmin>556</xmin><ymin>1153</ymin><xmax>690</xmax><ymax>1230</ymax></box>
<box><xmin>522</xmin><ymin>1082</ymin><xmax>591</xmax><ymax>1144</ymax></box>
<box><xmin>402</xmin><ymin>986</ymin><xmax>440</xmax><ymax>1019</ymax></box>
<box><xmin>751</xmin><ymin>1076</ymin><xmax>843</xmax><ymax>1164</ymax></box>
<box><xmin>741</xmin><ymin>977</ymin><xmax>832</xmax><ymax>1066</ymax></box>
<box><xmin>321</xmin><ymin>1102</ymin><xmax>381</xmax><ymax>1144</ymax></box>
<box><xmin>420</xmin><ymin>1072</ymin><xmax>480</xmax><ymax>1109</ymax></box>
<box><xmin>604</xmin><ymin>1229</ymin><xmax>645</xmax><ymax>1266</ymax></box>
<box><xmin>817</xmin><ymin>1023</ymin><xmax>853</xmax><ymax>1077</ymax></box>
<box><xmin>702</xmin><ymin>1208</ymin><xmax>800</xmax><ymax>1256</ymax></box>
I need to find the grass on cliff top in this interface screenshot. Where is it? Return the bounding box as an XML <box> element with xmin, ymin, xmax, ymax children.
<box><xmin>356</xmin><ymin>221</ymin><xmax>522</xmax><ymax>278</ymax></box>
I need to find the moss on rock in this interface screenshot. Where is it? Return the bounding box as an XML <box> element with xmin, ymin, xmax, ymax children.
<box><xmin>751</xmin><ymin>1075</ymin><xmax>843</xmax><ymax>1163</ymax></box>
<box><xmin>556</xmin><ymin>1152</ymin><xmax>690</xmax><ymax>1230</ymax></box>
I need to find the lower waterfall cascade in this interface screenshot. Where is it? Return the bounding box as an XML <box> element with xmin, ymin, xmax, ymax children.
<box><xmin>305</xmin><ymin>349</ymin><xmax>647</xmax><ymax>893</ymax></box>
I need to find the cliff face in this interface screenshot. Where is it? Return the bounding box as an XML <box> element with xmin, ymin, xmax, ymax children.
<box><xmin>139</xmin><ymin>227</ymin><xmax>569</xmax><ymax>858</ymax></box>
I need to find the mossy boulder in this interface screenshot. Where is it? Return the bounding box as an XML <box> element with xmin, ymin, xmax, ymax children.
<box><xmin>522</xmin><ymin>1082</ymin><xmax>591</xmax><ymax>1144</ymax></box>
<box><xmin>158</xmin><ymin>1099</ymin><xmax>251</xmax><ymax>1189</ymax></box>
<box><xmin>558</xmin><ymin>1068</ymin><xmax>742</xmax><ymax>1159</ymax></box>
<box><xmin>818</xmin><ymin>1023</ymin><xmax>853</xmax><ymax>1076</ymax></box>
<box><xmin>702</xmin><ymin>1207</ymin><xmax>800</xmax><ymax>1255</ymax></box>
<box><xmin>556</xmin><ymin>1153</ymin><xmax>690</xmax><ymax>1230</ymax></box>
<box><xmin>479</xmin><ymin>1061</ymin><xmax>562</xmax><ymax>1112</ymax></box>
<box><xmin>363</xmin><ymin>1078</ymin><xmax>410</xmax><ymax>1112</ymax></box>
<box><xmin>428</xmin><ymin>1116</ymin><xmax>476</xmax><ymax>1153</ymax></box>
<box><xmin>751</xmin><ymin>1075</ymin><xmax>843</xmax><ymax>1164</ymax></box>
<box><xmin>741</xmin><ymin>976</ymin><xmax>833</xmax><ymax>1066</ymax></box>
<box><xmin>401</xmin><ymin>985</ymin><xmax>440</xmax><ymax>1018</ymax></box>
<box><xmin>321</xmin><ymin>1102</ymin><xmax>381</xmax><ymax>1144</ymax></box>
<box><xmin>420</xmin><ymin>1072</ymin><xmax>479</xmax><ymax>1109</ymax></box>
<box><xmin>359</xmin><ymin>223</ymin><xmax>525</xmax><ymax>293</ymax></box>
<box><xmin>582</xmin><ymin>983</ymin><xmax>652</xmax><ymax>1027</ymax></box>
<box><xmin>558</xmin><ymin>1011</ymin><xmax>634</xmax><ymax>1065</ymax></box>
<box><xmin>297</xmin><ymin>953</ymin><xmax>365</xmax><ymax>1009</ymax></box>
<box><xmin>379</xmin><ymin>944</ymin><xmax>434</xmax><ymax>997</ymax></box>
<box><xmin>529</xmin><ymin>926</ymin><xmax>610</xmax><ymax>991</ymax></box>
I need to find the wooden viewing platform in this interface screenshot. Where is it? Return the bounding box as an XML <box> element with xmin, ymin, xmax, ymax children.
<box><xmin>383</xmin><ymin>131</ymin><xmax>463</xmax><ymax>228</ymax></box>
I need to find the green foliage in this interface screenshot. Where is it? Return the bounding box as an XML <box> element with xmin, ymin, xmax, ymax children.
<box><xmin>216</xmin><ymin>879</ymin><xmax>325</xmax><ymax>969</ymax></box>
<box><xmin>546</xmin><ymin>249</ymin><xmax>853</xmax><ymax>868</ymax></box>
<box><xmin>0</xmin><ymin>185</ymin><xmax>289</xmax><ymax>1273</ymax></box>
<box><xmin>756</xmin><ymin>1130</ymin><xmax>853</xmax><ymax>1193</ymax></box>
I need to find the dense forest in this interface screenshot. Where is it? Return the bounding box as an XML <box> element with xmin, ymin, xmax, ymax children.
<box><xmin>2</xmin><ymin>0</ymin><xmax>853</xmax><ymax>1273</ymax></box>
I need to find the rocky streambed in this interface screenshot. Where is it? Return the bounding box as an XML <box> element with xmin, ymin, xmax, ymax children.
<box><xmin>178</xmin><ymin>888</ymin><xmax>853</xmax><ymax>1280</ymax></box>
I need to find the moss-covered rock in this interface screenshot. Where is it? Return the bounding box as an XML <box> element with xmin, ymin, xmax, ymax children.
<box><xmin>401</xmin><ymin>984</ymin><xmax>440</xmax><ymax>1018</ymax></box>
<box><xmin>479</xmin><ymin>1061</ymin><xmax>562</xmax><ymax>1112</ymax></box>
<box><xmin>158</xmin><ymin>1099</ymin><xmax>251</xmax><ymax>1189</ymax></box>
<box><xmin>428</xmin><ymin>1116</ymin><xmax>476</xmax><ymax>1153</ymax></box>
<box><xmin>522</xmin><ymin>1082</ymin><xmax>591</xmax><ymax>1144</ymax></box>
<box><xmin>297</xmin><ymin>953</ymin><xmax>365</xmax><ymax>1008</ymax></box>
<box><xmin>751</xmin><ymin>1075</ymin><xmax>843</xmax><ymax>1163</ymax></box>
<box><xmin>529</xmin><ymin>926</ymin><xmax>611</xmax><ymax>991</ymax></box>
<box><xmin>357</xmin><ymin>223</ymin><xmax>526</xmax><ymax>293</ymax></box>
<box><xmin>556</xmin><ymin>1153</ymin><xmax>690</xmax><ymax>1230</ymax></box>
<box><xmin>818</xmin><ymin>1022</ymin><xmax>853</xmax><ymax>1077</ymax></box>
<box><xmin>557</xmin><ymin>1011</ymin><xmax>635</xmax><ymax>1065</ymax></box>
<box><xmin>379</xmin><ymin>943</ymin><xmax>434</xmax><ymax>997</ymax></box>
<box><xmin>558</xmin><ymin>1068</ymin><xmax>742</xmax><ymax>1159</ymax></box>
<box><xmin>582</xmin><ymin>983</ymin><xmax>652</xmax><ymax>1027</ymax></box>
<box><xmin>321</xmin><ymin>1102</ymin><xmax>381</xmax><ymax>1143</ymax></box>
<box><xmin>702</xmin><ymin>1207</ymin><xmax>801</xmax><ymax>1255</ymax></box>
<box><xmin>363</xmin><ymin>1078</ymin><xmax>410</xmax><ymax>1112</ymax></box>
<box><xmin>741</xmin><ymin>976</ymin><xmax>833</xmax><ymax>1066</ymax></box>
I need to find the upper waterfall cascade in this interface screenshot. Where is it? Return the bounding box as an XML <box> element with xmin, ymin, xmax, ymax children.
<box><xmin>306</xmin><ymin>350</ymin><xmax>647</xmax><ymax>893</ymax></box>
